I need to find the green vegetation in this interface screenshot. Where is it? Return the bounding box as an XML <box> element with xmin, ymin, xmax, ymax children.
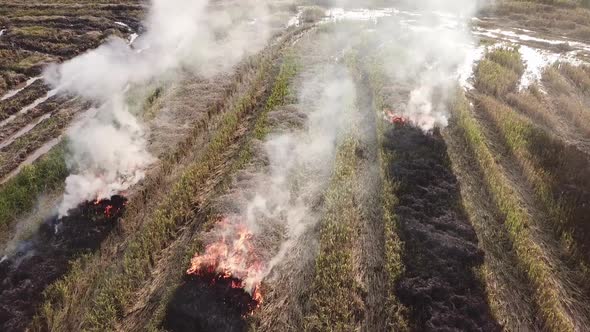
<box><xmin>0</xmin><ymin>145</ymin><xmax>66</xmax><ymax>232</ymax></box>
<box><xmin>475</xmin><ymin>47</ymin><xmax>523</xmax><ymax>97</ymax></box>
<box><xmin>305</xmin><ymin>136</ymin><xmax>363</xmax><ymax>332</ymax></box>
<box><xmin>486</xmin><ymin>47</ymin><xmax>525</xmax><ymax>76</ymax></box>
<box><xmin>253</xmin><ymin>55</ymin><xmax>298</xmax><ymax>140</ymax></box>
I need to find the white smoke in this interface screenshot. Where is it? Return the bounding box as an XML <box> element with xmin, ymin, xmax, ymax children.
<box><xmin>206</xmin><ymin>65</ymin><xmax>356</xmax><ymax>287</ymax></box>
<box><xmin>44</xmin><ymin>0</ymin><xmax>277</xmax><ymax>216</ymax></box>
<box><xmin>371</xmin><ymin>0</ymin><xmax>482</xmax><ymax>131</ymax></box>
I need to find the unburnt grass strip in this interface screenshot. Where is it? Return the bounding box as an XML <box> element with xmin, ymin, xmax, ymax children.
<box><xmin>443</xmin><ymin>93</ymin><xmax>543</xmax><ymax>330</ymax></box>
<box><xmin>476</xmin><ymin>94</ymin><xmax>590</xmax><ymax>273</ymax></box>
<box><xmin>471</xmin><ymin>45</ymin><xmax>590</xmax><ymax>329</ymax></box>
<box><xmin>541</xmin><ymin>64</ymin><xmax>590</xmax><ymax>141</ymax></box>
<box><xmin>452</xmin><ymin>90</ymin><xmax>590</xmax><ymax>330</ymax></box>
<box><xmin>304</xmin><ymin>136</ymin><xmax>364</xmax><ymax>332</ymax></box>
<box><xmin>346</xmin><ymin>51</ymin><xmax>392</xmax><ymax>332</ymax></box>
<box><xmin>364</xmin><ymin>56</ymin><xmax>409</xmax><ymax>332</ymax></box>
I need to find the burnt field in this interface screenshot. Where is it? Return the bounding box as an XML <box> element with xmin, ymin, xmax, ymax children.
<box><xmin>383</xmin><ymin>124</ymin><xmax>499</xmax><ymax>331</ymax></box>
<box><xmin>0</xmin><ymin>195</ymin><xmax>126</xmax><ymax>331</ymax></box>
<box><xmin>3</xmin><ymin>1</ymin><xmax>590</xmax><ymax>332</ymax></box>
<box><xmin>163</xmin><ymin>273</ymin><xmax>260</xmax><ymax>332</ymax></box>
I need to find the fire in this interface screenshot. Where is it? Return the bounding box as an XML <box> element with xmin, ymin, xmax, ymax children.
<box><xmin>384</xmin><ymin>108</ymin><xmax>407</xmax><ymax>125</ymax></box>
<box><xmin>187</xmin><ymin>218</ymin><xmax>264</xmax><ymax>311</ymax></box>
<box><xmin>91</xmin><ymin>196</ymin><xmax>126</xmax><ymax>219</ymax></box>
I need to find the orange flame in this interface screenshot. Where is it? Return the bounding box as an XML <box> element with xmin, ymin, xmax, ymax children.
<box><xmin>384</xmin><ymin>108</ymin><xmax>407</xmax><ymax>125</ymax></box>
<box><xmin>92</xmin><ymin>198</ymin><xmax>122</xmax><ymax>219</ymax></box>
<box><xmin>187</xmin><ymin>218</ymin><xmax>264</xmax><ymax>309</ymax></box>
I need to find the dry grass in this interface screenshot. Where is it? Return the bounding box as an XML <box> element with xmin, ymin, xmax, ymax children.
<box><xmin>475</xmin><ymin>47</ymin><xmax>523</xmax><ymax>98</ymax></box>
<box><xmin>443</xmin><ymin>94</ymin><xmax>541</xmax><ymax>330</ymax></box>
<box><xmin>478</xmin><ymin>94</ymin><xmax>590</xmax><ymax>276</ymax></box>
<box><xmin>542</xmin><ymin>64</ymin><xmax>590</xmax><ymax>137</ymax></box>
<box><xmin>452</xmin><ymin>91</ymin><xmax>584</xmax><ymax>331</ymax></box>
<box><xmin>300</xmin><ymin>6</ymin><xmax>325</xmax><ymax>23</ymax></box>
<box><xmin>559</xmin><ymin>63</ymin><xmax>590</xmax><ymax>93</ymax></box>
<box><xmin>488</xmin><ymin>1</ymin><xmax>590</xmax><ymax>38</ymax></box>
<box><xmin>364</xmin><ymin>57</ymin><xmax>409</xmax><ymax>332</ymax></box>
<box><xmin>304</xmin><ymin>137</ymin><xmax>364</xmax><ymax>332</ymax></box>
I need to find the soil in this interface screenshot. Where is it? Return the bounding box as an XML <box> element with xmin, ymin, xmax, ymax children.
<box><xmin>383</xmin><ymin>124</ymin><xmax>501</xmax><ymax>331</ymax></box>
<box><xmin>0</xmin><ymin>195</ymin><xmax>126</xmax><ymax>332</ymax></box>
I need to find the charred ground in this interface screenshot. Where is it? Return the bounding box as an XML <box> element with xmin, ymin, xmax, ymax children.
<box><xmin>0</xmin><ymin>195</ymin><xmax>126</xmax><ymax>332</ymax></box>
<box><xmin>383</xmin><ymin>124</ymin><xmax>500</xmax><ymax>331</ymax></box>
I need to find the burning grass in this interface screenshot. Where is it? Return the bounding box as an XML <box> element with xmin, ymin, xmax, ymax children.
<box><xmin>150</xmin><ymin>55</ymin><xmax>300</xmax><ymax>332</ymax></box>
<box><xmin>186</xmin><ymin>219</ymin><xmax>264</xmax><ymax>306</ymax></box>
<box><xmin>32</xmin><ymin>40</ymin><xmax>301</xmax><ymax>331</ymax></box>
<box><xmin>162</xmin><ymin>219</ymin><xmax>264</xmax><ymax>332</ymax></box>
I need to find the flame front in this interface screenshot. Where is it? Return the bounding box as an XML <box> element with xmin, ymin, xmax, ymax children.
<box><xmin>384</xmin><ymin>108</ymin><xmax>408</xmax><ymax>125</ymax></box>
<box><xmin>187</xmin><ymin>218</ymin><xmax>264</xmax><ymax>308</ymax></box>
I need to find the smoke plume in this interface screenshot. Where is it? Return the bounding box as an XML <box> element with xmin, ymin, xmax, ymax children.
<box><xmin>44</xmin><ymin>0</ymin><xmax>276</xmax><ymax>216</ymax></box>
<box><xmin>198</xmin><ymin>64</ymin><xmax>357</xmax><ymax>289</ymax></box>
<box><xmin>371</xmin><ymin>0</ymin><xmax>482</xmax><ymax>131</ymax></box>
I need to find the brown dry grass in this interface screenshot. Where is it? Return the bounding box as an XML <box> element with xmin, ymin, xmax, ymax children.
<box><xmin>443</xmin><ymin>93</ymin><xmax>542</xmax><ymax>330</ymax></box>
<box><xmin>487</xmin><ymin>1</ymin><xmax>590</xmax><ymax>39</ymax></box>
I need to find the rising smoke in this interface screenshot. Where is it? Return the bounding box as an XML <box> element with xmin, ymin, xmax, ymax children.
<box><xmin>372</xmin><ymin>0</ymin><xmax>482</xmax><ymax>131</ymax></box>
<box><xmin>199</xmin><ymin>64</ymin><xmax>357</xmax><ymax>291</ymax></box>
<box><xmin>44</xmin><ymin>0</ymin><xmax>277</xmax><ymax>216</ymax></box>
<box><xmin>195</xmin><ymin>0</ymin><xmax>486</xmax><ymax>290</ymax></box>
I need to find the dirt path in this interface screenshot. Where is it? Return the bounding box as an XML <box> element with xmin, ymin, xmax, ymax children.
<box><xmin>383</xmin><ymin>124</ymin><xmax>500</xmax><ymax>331</ymax></box>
